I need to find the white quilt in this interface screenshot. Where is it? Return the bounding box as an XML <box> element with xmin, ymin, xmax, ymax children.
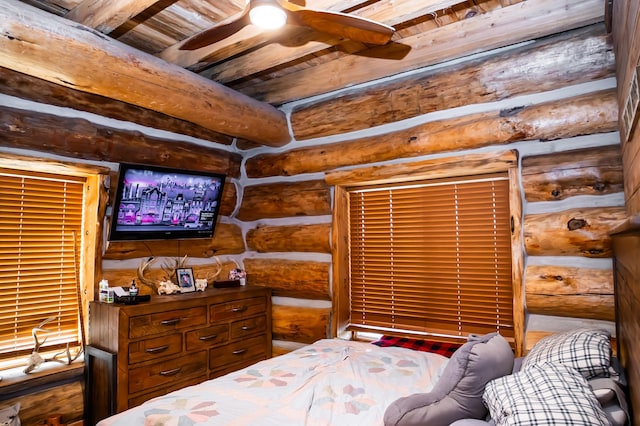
<box><xmin>98</xmin><ymin>339</ymin><xmax>449</xmax><ymax>426</ymax></box>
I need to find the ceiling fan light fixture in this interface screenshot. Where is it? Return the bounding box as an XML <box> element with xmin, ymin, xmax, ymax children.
<box><xmin>249</xmin><ymin>2</ymin><xmax>287</xmax><ymax>30</ymax></box>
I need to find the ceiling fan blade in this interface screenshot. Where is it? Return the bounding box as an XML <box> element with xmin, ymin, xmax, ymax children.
<box><xmin>180</xmin><ymin>8</ymin><xmax>251</xmax><ymax>51</ymax></box>
<box><xmin>282</xmin><ymin>1</ymin><xmax>395</xmax><ymax>45</ymax></box>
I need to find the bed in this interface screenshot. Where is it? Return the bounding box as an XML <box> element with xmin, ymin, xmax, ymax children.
<box><xmin>97</xmin><ymin>329</ymin><xmax>628</xmax><ymax>426</ymax></box>
<box><xmin>97</xmin><ymin>338</ymin><xmax>450</xmax><ymax>426</ymax></box>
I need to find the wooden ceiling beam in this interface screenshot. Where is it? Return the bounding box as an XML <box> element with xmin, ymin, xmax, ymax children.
<box><xmin>0</xmin><ymin>0</ymin><xmax>291</xmax><ymax>147</ymax></box>
<box><xmin>240</xmin><ymin>0</ymin><xmax>604</xmax><ymax>105</ymax></box>
<box><xmin>0</xmin><ymin>66</ymin><xmax>235</xmax><ymax>144</ymax></box>
<box><xmin>65</xmin><ymin>0</ymin><xmax>159</xmax><ymax>34</ymax></box>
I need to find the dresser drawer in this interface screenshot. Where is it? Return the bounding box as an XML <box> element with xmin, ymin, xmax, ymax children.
<box><xmin>210</xmin><ymin>297</ymin><xmax>266</xmax><ymax>322</ymax></box>
<box><xmin>129</xmin><ymin>333</ymin><xmax>182</xmax><ymax>365</ymax></box>
<box><xmin>230</xmin><ymin>315</ymin><xmax>266</xmax><ymax>340</ymax></box>
<box><xmin>129</xmin><ymin>350</ymin><xmax>207</xmax><ymax>394</ymax></box>
<box><xmin>129</xmin><ymin>306</ymin><xmax>206</xmax><ymax>339</ymax></box>
<box><xmin>209</xmin><ymin>335</ymin><xmax>266</xmax><ymax>370</ymax></box>
<box><xmin>186</xmin><ymin>324</ymin><xmax>229</xmax><ymax>351</ymax></box>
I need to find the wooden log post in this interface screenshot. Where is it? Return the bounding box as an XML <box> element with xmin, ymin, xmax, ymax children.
<box><xmin>291</xmin><ymin>25</ymin><xmax>614</xmax><ymax>140</ymax></box>
<box><xmin>94</xmin><ymin>174</ymin><xmax>111</xmax><ymax>297</ymax></box>
<box><xmin>272</xmin><ymin>304</ymin><xmax>331</xmax><ymax>344</ymax></box>
<box><xmin>246</xmin><ymin>90</ymin><xmax>618</xmax><ymax>178</ymax></box>
<box><xmin>243</xmin><ymin>258</ymin><xmax>330</xmax><ymax>300</ymax></box>
<box><xmin>246</xmin><ymin>223</ymin><xmax>331</xmax><ymax>253</ymax></box>
<box><xmin>524</xmin><ymin>207</ymin><xmax>627</xmax><ymax>257</ymax></box>
<box><xmin>525</xmin><ymin>265</ymin><xmax>615</xmax><ymax>320</ymax></box>
<box><xmin>237</xmin><ymin>180</ymin><xmax>332</xmax><ymax>221</ymax></box>
<box><xmin>522</xmin><ymin>145</ymin><xmax>623</xmax><ymax>202</ymax></box>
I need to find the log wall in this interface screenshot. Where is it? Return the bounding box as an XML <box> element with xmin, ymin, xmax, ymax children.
<box><xmin>0</xmin><ymin>20</ymin><xmax>625</xmax><ymax>414</ymax></box>
<box><xmin>0</xmin><ymin>72</ymin><xmax>247</xmax><ymax>420</ymax></box>
<box><xmin>241</xmin><ymin>23</ymin><xmax>622</xmax><ymax>353</ymax></box>
<box><xmin>290</xmin><ymin>25</ymin><xmax>614</xmax><ymax>140</ymax></box>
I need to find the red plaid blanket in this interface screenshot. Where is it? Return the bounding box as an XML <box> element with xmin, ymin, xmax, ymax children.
<box><xmin>372</xmin><ymin>335</ymin><xmax>461</xmax><ymax>358</ymax></box>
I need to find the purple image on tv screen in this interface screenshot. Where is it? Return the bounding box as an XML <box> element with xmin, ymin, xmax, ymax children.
<box><xmin>109</xmin><ymin>164</ymin><xmax>225</xmax><ymax>241</ymax></box>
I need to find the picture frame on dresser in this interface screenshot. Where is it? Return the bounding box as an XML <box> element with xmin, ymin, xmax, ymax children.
<box><xmin>176</xmin><ymin>268</ymin><xmax>195</xmax><ymax>293</ymax></box>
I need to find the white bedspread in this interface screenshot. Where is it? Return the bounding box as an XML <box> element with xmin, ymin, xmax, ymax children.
<box><xmin>98</xmin><ymin>339</ymin><xmax>449</xmax><ymax>426</ymax></box>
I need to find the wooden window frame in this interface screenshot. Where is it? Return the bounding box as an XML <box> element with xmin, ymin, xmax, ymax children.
<box><xmin>327</xmin><ymin>150</ymin><xmax>525</xmax><ymax>356</ymax></box>
<box><xmin>0</xmin><ymin>153</ymin><xmax>108</xmax><ymax>369</ymax></box>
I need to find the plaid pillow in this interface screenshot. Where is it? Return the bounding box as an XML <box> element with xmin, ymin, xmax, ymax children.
<box><xmin>483</xmin><ymin>363</ymin><xmax>610</xmax><ymax>426</ymax></box>
<box><xmin>372</xmin><ymin>335</ymin><xmax>461</xmax><ymax>357</ymax></box>
<box><xmin>522</xmin><ymin>328</ymin><xmax>612</xmax><ymax>380</ymax></box>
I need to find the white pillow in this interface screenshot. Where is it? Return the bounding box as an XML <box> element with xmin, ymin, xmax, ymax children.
<box><xmin>483</xmin><ymin>363</ymin><xmax>610</xmax><ymax>426</ymax></box>
<box><xmin>521</xmin><ymin>328</ymin><xmax>612</xmax><ymax>380</ymax></box>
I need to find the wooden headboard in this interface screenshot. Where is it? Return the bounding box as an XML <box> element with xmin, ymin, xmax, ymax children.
<box><xmin>611</xmin><ymin>218</ymin><xmax>640</xmax><ymax>425</ymax></box>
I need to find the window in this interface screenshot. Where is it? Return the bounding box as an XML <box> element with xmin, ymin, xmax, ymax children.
<box><xmin>0</xmin><ymin>164</ymin><xmax>100</xmax><ymax>369</ymax></box>
<box><xmin>329</xmin><ymin>151</ymin><xmax>524</xmax><ymax>355</ymax></box>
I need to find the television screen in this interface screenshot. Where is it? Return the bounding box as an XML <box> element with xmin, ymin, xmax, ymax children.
<box><xmin>108</xmin><ymin>163</ymin><xmax>225</xmax><ymax>241</ymax></box>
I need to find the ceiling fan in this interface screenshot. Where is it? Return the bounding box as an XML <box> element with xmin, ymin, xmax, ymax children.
<box><xmin>179</xmin><ymin>0</ymin><xmax>395</xmax><ymax>51</ymax></box>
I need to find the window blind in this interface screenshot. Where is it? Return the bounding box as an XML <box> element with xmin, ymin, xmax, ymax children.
<box><xmin>0</xmin><ymin>169</ymin><xmax>85</xmax><ymax>362</ymax></box>
<box><xmin>348</xmin><ymin>174</ymin><xmax>514</xmax><ymax>341</ymax></box>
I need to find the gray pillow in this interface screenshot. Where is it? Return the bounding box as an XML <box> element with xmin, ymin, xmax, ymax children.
<box><xmin>383</xmin><ymin>333</ymin><xmax>514</xmax><ymax>426</ymax></box>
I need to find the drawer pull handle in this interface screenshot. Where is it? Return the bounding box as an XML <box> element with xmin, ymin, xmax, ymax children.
<box><xmin>232</xmin><ymin>348</ymin><xmax>247</xmax><ymax>355</ymax></box>
<box><xmin>241</xmin><ymin>326</ymin><xmax>255</xmax><ymax>331</ymax></box>
<box><xmin>160</xmin><ymin>318</ymin><xmax>181</xmax><ymax>326</ymax></box>
<box><xmin>159</xmin><ymin>367</ymin><xmax>182</xmax><ymax>376</ymax></box>
<box><xmin>199</xmin><ymin>333</ymin><xmax>218</xmax><ymax>341</ymax></box>
<box><xmin>231</xmin><ymin>306</ymin><xmax>247</xmax><ymax>313</ymax></box>
<box><xmin>146</xmin><ymin>345</ymin><xmax>169</xmax><ymax>354</ymax></box>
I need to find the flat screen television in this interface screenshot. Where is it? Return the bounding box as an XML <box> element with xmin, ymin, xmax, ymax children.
<box><xmin>108</xmin><ymin>163</ymin><xmax>226</xmax><ymax>241</ymax></box>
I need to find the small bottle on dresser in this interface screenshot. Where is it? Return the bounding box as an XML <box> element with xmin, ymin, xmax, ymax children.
<box><xmin>129</xmin><ymin>279</ymin><xmax>138</xmax><ymax>297</ymax></box>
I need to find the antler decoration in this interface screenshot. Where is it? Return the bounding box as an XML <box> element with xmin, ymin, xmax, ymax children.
<box><xmin>138</xmin><ymin>255</ymin><xmax>220</xmax><ymax>294</ymax></box>
<box><xmin>204</xmin><ymin>256</ymin><xmax>223</xmax><ymax>284</ymax></box>
<box><xmin>137</xmin><ymin>256</ymin><xmax>159</xmax><ymax>292</ymax></box>
<box><xmin>24</xmin><ymin>317</ymin><xmax>56</xmax><ymax>373</ymax></box>
<box><xmin>26</xmin><ymin>231</ymin><xmax>86</xmax><ymax>373</ymax></box>
<box><xmin>48</xmin><ymin>344</ymin><xmax>83</xmax><ymax>366</ymax></box>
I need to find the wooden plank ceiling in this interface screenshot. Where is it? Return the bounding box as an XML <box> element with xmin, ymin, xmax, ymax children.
<box><xmin>4</xmin><ymin>0</ymin><xmax>607</xmax><ymax>145</ymax></box>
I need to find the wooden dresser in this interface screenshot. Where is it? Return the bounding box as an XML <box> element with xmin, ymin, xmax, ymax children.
<box><xmin>87</xmin><ymin>286</ymin><xmax>272</xmax><ymax>420</ymax></box>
